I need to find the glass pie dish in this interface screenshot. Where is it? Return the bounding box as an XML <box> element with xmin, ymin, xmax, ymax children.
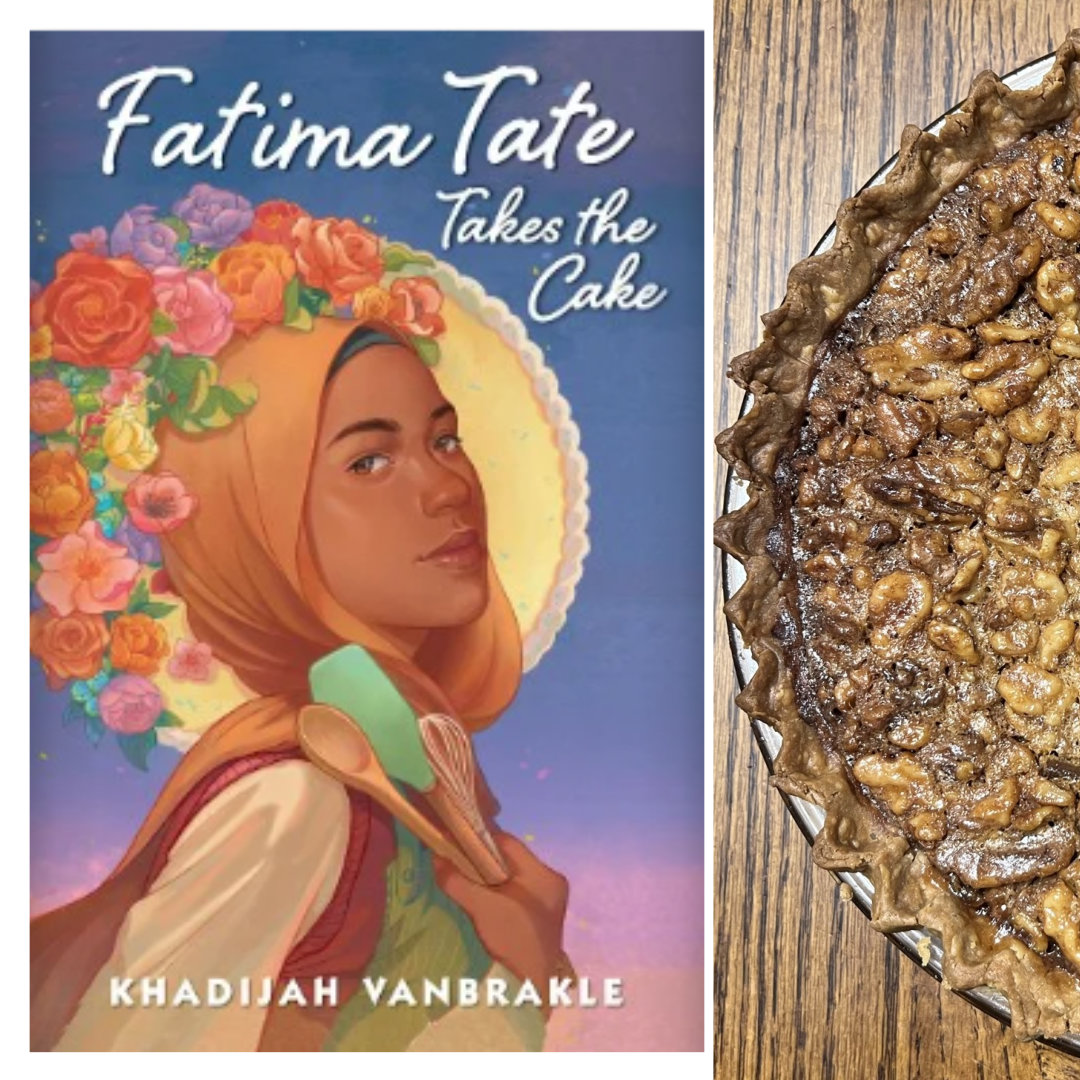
<box><xmin>718</xmin><ymin>49</ymin><xmax>1080</xmax><ymax>1057</ymax></box>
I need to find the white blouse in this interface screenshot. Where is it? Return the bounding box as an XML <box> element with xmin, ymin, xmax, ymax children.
<box><xmin>53</xmin><ymin>759</ymin><xmax>543</xmax><ymax>1052</ymax></box>
<box><xmin>56</xmin><ymin>760</ymin><xmax>350</xmax><ymax>1051</ymax></box>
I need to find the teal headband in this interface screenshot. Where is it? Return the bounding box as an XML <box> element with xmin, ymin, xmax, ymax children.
<box><xmin>328</xmin><ymin>326</ymin><xmax>408</xmax><ymax>380</ymax></box>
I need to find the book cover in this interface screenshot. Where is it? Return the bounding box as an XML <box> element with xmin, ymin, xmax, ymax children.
<box><xmin>29</xmin><ymin>29</ymin><xmax>705</xmax><ymax>1052</ymax></box>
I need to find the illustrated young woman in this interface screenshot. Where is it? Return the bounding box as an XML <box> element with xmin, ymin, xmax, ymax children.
<box><xmin>29</xmin><ymin>191</ymin><xmax>588</xmax><ymax>1051</ymax></box>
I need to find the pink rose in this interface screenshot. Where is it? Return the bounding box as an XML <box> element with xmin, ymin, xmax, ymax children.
<box><xmin>124</xmin><ymin>471</ymin><xmax>198</xmax><ymax>534</ymax></box>
<box><xmin>102</xmin><ymin>369</ymin><xmax>148</xmax><ymax>407</ymax></box>
<box><xmin>167</xmin><ymin>639</ymin><xmax>215</xmax><ymax>683</ymax></box>
<box><xmin>36</xmin><ymin>521</ymin><xmax>140</xmax><ymax>616</ymax></box>
<box><xmin>99</xmin><ymin>674</ymin><xmax>162</xmax><ymax>734</ymax></box>
<box><xmin>389</xmin><ymin>276</ymin><xmax>445</xmax><ymax>337</ymax></box>
<box><xmin>152</xmin><ymin>267</ymin><xmax>234</xmax><ymax>356</ymax></box>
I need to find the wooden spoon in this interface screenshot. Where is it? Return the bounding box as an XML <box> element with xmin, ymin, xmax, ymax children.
<box><xmin>298</xmin><ymin>703</ymin><xmax>485</xmax><ymax>884</ymax></box>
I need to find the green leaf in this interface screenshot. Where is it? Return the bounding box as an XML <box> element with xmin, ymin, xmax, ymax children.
<box><xmin>84</xmin><ymin>711</ymin><xmax>104</xmax><ymax>747</ymax></box>
<box><xmin>282</xmin><ymin>308</ymin><xmax>313</xmax><ymax>332</ymax></box>
<box><xmin>184</xmin><ymin>245</ymin><xmax>215</xmax><ymax>270</ymax></box>
<box><xmin>78</xmin><ymin>370</ymin><xmax>110</xmax><ymax>393</ymax></box>
<box><xmin>138</xmin><ymin>601</ymin><xmax>177</xmax><ymax>618</ymax></box>
<box><xmin>381</xmin><ymin>242</ymin><xmax>435</xmax><ymax>273</ymax></box>
<box><xmin>188</xmin><ymin>366</ymin><xmax>215</xmax><ymax>414</ymax></box>
<box><xmin>157</xmin><ymin>357</ymin><xmax>255</xmax><ymax>433</ymax></box>
<box><xmin>117</xmin><ymin>728</ymin><xmax>157</xmax><ymax>771</ymax></box>
<box><xmin>163</xmin><ymin>397</ymin><xmax>187</xmax><ymax>430</ymax></box>
<box><xmin>30</xmin><ymin>360</ymin><xmax>52</xmax><ymax>379</ymax></box>
<box><xmin>98</xmin><ymin>507</ymin><xmax>124</xmax><ymax>535</ymax></box>
<box><xmin>283</xmin><ymin>277</ymin><xmax>314</xmax><ymax>329</ymax></box>
<box><xmin>282</xmin><ymin>275</ymin><xmax>302</xmax><ymax>323</ymax></box>
<box><xmin>82</xmin><ymin>449</ymin><xmax>108</xmax><ymax>472</ymax></box>
<box><xmin>166</xmin><ymin>401</ymin><xmax>205</xmax><ymax>434</ymax></box>
<box><xmin>285</xmin><ymin>306</ymin><xmax>313</xmax><ymax>331</ymax></box>
<box><xmin>45</xmin><ymin>431</ymin><xmax>78</xmax><ymax>447</ymax></box>
<box><xmin>151</xmin><ymin>310</ymin><xmax>178</xmax><ymax>336</ymax></box>
<box><xmin>410</xmin><ymin>336</ymin><xmax>440</xmax><ymax>367</ymax></box>
<box><xmin>162</xmin><ymin>354</ymin><xmax>216</xmax><ymax>396</ymax></box>
<box><xmin>299</xmin><ymin>286</ymin><xmax>331</xmax><ymax>316</ymax></box>
<box><xmin>221</xmin><ymin>380</ymin><xmax>258</xmax><ymax>414</ymax></box>
<box><xmin>159</xmin><ymin>356</ymin><xmax>222</xmax><ymax>431</ymax></box>
<box><xmin>156</xmin><ymin>710</ymin><xmax>181</xmax><ymax>729</ymax></box>
<box><xmin>144</xmin><ymin>346</ymin><xmax>172</xmax><ymax>381</ymax></box>
<box><xmin>158</xmin><ymin>214</ymin><xmax>191</xmax><ymax>243</ymax></box>
<box><xmin>72</xmin><ymin>391</ymin><xmax>100</xmax><ymax>415</ymax></box>
<box><xmin>189</xmin><ymin>387</ymin><xmax>233</xmax><ymax>429</ymax></box>
<box><xmin>127</xmin><ymin>578</ymin><xmax>151</xmax><ymax>613</ymax></box>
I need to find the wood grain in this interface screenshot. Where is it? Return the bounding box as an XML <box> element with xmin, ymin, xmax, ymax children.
<box><xmin>713</xmin><ymin>2</ymin><xmax>1080</xmax><ymax>1077</ymax></box>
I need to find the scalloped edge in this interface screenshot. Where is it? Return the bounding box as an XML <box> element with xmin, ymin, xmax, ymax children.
<box><xmin>424</xmin><ymin>258</ymin><xmax>590</xmax><ymax>673</ymax></box>
<box><xmin>715</xmin><ymin>31</ymin><xmax>1080</xmax><ymax>1040</ymax></box>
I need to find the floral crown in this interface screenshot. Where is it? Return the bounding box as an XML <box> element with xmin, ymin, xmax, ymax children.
<box><xmin>30</xmin><ymin>185</ymin><xmax>446</xmax><ymax>769</ymax></box>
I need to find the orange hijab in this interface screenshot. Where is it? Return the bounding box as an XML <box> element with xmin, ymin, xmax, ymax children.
<box><xmin>30</xmin><ymin>317</ymin><xmax>523</xmax><ymax>1047</ymax></box>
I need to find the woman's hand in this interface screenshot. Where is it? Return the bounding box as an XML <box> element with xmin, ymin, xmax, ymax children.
<box><xmin>433</xmin><ymin>831</ymin><xmax>570</xmax><ymax>1003</ymax></box>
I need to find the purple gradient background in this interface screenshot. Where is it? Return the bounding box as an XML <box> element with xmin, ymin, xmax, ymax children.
<box><xmin>30</xmin><ymin>31</ymin><xmax>705</xmax><ymax>1051</ymax></box>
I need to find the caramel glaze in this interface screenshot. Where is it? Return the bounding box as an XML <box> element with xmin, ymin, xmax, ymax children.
<box><xmin>778</xmin><ymin>119</ymin><xmax>1080</xmax><ymax>973</ymax></box>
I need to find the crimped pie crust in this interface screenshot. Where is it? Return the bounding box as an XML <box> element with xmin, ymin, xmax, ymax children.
<box><xmin>715</xmin><ymin>32</ymin><xmax>1080</xmax><ymax>1039</ymax></box>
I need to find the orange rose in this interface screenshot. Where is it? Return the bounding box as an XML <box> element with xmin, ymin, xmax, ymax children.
<box><xmin>31</xmin><ymin>450</ymin><xmax>94</xmax><ymax>538</ymax></box>
<box><xmin>30</xmin><ymin>252</ymin><xmax>154</xmax><ymax>368</ymax></box>
<box><xmin>293</xmin><ymin>216</ymin><xmax>383</xmax><ymax>306</ymax></box>
<box><xmin>211</xmin><ymin>242</ymin><xmax>296</xmax><ymax>336</ymax></box>
<box><xmin>244</xmin><ymin>200</ymin><xmax>305</xmax><ymax>249</ymax></box>
<box><xmin>30</xmin><ymin>380</ymin><xmax>75</xmax><ymax>434</ymax></box>
<box><xmin>109</xmin><ymin>613</ymin><xmax>170</xmax><ymax>675</ymax></box>
<box><xmin>30</xmin><ymin>609</ymin><xmax>109</xmax><ymax>690</ymax></box>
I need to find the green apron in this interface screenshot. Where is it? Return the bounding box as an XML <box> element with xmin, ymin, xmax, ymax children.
<box><xmin>326</xmin><ymin>821</ymin><xmax>545</xmax><ymax>1050</ymax></box>
<box><xmin>309</xmin><ymin>646</ymin><xmax>546</xmax><ymax>1051</ymax></box>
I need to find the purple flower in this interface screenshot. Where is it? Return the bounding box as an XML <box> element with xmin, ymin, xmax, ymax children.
<box><xmin>115</xmin><ymin>518</ymin><xmax>162</xmax><ymax>566</ymax></box>
<box><xmin>110</xmin><ymin>206</ymin><xmax>179</xmax><ymax>268</ymax></box>
<box><xmin>172</xmin><ymin>184</ymin><xmax>253</xmax><ymax>248</ymax></box>
<box><xmin>71</xmin><ymin>226</ymin><xmax>109</xmax><ymax>256</ymax></box>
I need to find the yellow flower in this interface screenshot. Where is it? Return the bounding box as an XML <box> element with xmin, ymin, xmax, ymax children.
<box><xmin>351</xmin><ymin>285</ymin><xmax>394</xmax><ymax>323</ymax></box>
<box><xmin>102</xmin><ymin>406</ymin><xmax>158</xmax><ymax>472</ymax></box>
<box><xmin>31</xmin><ymin>325</ymin><xmax>53</xmax><ymax>363</ymax></box>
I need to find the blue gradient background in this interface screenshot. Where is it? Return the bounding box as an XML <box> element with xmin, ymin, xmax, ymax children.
<box><xmin>30</xmin><ymin>31</ymin><xmax>704</xmax><ymax>1050</ymax></box>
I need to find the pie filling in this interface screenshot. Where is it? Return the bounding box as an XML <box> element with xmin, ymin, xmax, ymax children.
<box><xmin>781</xmin><ymin>117</ymin><xmax>1080</xmax><ymax>973</ymax></box>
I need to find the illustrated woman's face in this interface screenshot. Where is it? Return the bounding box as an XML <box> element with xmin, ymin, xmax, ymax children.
<box><xmin>305</xmin><ymin>343</ymin><xmax>489</xmax><ymax>647</ymax></box>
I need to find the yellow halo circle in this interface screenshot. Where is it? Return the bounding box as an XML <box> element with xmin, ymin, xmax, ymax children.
<box><xmin>154</xmin><ymin>254</ymin><xmax>589</xmax><ymax>748</ymax></box>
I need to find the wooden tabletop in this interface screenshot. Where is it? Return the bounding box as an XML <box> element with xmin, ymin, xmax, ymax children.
<box><xmin>712</xmin><ymin>2</ymin><xmax>1079</xmax><ymax>1078</ymax></box>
